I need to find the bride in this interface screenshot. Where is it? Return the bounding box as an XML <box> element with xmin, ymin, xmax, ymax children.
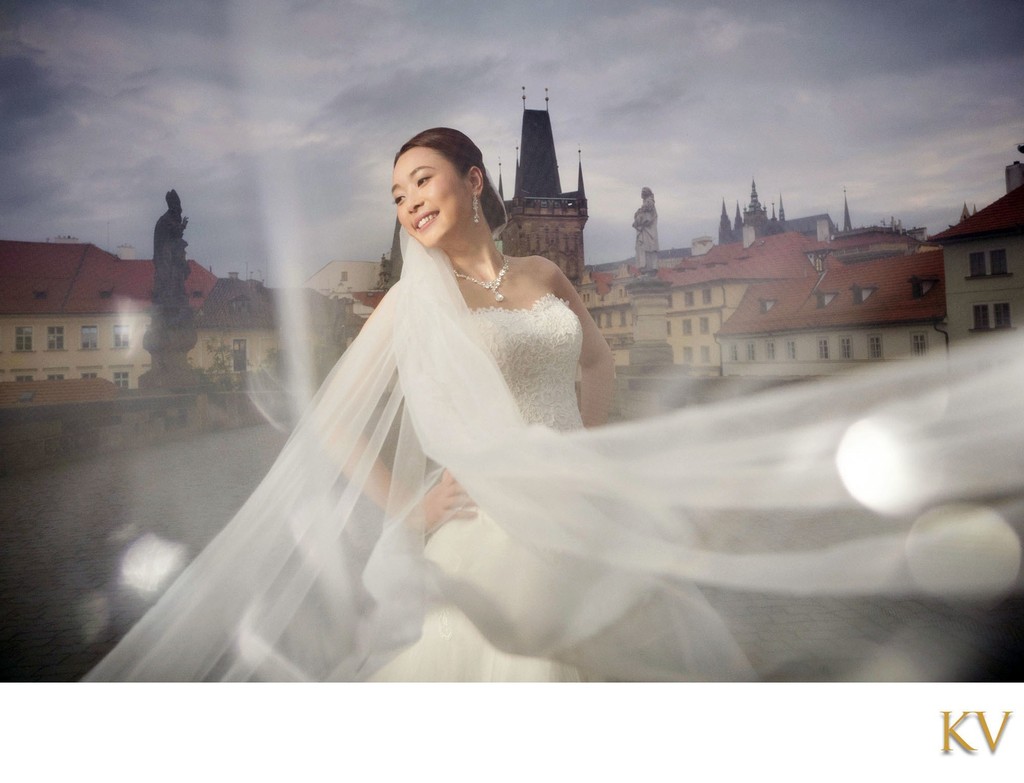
<box><xmin>86</xmin><ymin>128</ymin><xmax>1023</xmax><ymax>682</ymax></box>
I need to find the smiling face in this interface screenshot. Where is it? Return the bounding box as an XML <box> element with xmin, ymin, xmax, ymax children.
<box><xmin>392</xmin><ymin>146</ymin><xmax>480</xmax><ymax>249</ymax></box>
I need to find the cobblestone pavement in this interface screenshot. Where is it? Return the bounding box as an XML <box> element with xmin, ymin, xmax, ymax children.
<box><xmin>1</xmin><ymin>424</ymin><xmax>1021</xmax><ymax>681</ymax></box>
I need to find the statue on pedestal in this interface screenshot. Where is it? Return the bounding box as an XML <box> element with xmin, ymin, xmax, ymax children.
<box><xmin>632</xmin><ymin>187</ymin><xmax>659</xmax><ymax>272</ymax></box>
<box><xmin>140</xmin><ymin>189</ymin><xmax>199</xmax><ymax>389</ymax></box>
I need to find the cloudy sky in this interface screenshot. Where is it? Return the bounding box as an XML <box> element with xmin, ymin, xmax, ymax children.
<box><xmin>2</xmin><ymin>0</ymin><xmax>1022</xmax><ymax>284</ymax></box>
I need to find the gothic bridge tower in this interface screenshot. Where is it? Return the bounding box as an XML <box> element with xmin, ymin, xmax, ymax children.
<box><xmin>499</xmin><ymin>98</ymin><xmax>588</xmax><ymax>285</ymax></box>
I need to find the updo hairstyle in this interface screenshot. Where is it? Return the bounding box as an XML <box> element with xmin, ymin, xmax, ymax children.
<box><xmin>394</xmin><ymin>127</ymin><xmax>507</xmax><ymax>233</ymax></box>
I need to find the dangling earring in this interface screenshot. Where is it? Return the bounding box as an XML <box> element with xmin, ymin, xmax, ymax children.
<box><xmin>472</xmin><ymin>194</ymin><xmax>480</xmax><ymax>224</ymax></box>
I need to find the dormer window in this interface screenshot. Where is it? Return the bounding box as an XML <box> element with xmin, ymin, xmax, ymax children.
<box><xmin>230</xmin><ymin>296</ymin><xmax>250</xmax><ymax>314</ymax></box>
<box><xmin>760</xmin><ymin>299</ymin><xmax>776</xmax><ymax>312</ymax></box>
<box><xmin>852</xmin><ymin>285</ymin><xmax>877</xmax><ymax>304</ymax></box>
<box><xmin>816</xmin><ymin>292</ymin><xmax>837</xmax><ymax>308</ymax></box>
<box><xmin>33</xmin><ymin>290</ymin><xmax>47</xmax><ymax>300</ymax></box>
<box><xmin>910</xmin><ymin>276</ymin><xmax>936</xmax><ymax>299</ymax></box>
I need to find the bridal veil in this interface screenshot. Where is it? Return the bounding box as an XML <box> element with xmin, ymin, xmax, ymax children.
<box><xmin>86</xmin><ymin>232</ymin><xmax>1024</xmax><ymax>681</ymax></box>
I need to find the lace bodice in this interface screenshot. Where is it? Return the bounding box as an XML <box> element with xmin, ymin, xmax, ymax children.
<box><xmin>471</xmin><ymin>293</ymin><xmax>584</xmax><ymax>431</ymax></box>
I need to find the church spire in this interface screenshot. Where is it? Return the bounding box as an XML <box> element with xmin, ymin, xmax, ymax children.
<box><xmin>749</xmin><ymin>178</ymin><xmax>761</xmax><ymax>210</ymax></box>
<box><xmin>498</xmin><ymin>160</ymin><xmax>504</xmax><ymax>200</ymax></box>
<box><xmin>843</xmin><ymin>188</ymin><xmax>852</xmax><ymax>232</ymax></box>
<box><xmin>778</xmin><ymin>193</ymin><xmax>786</xmax><ymax>223</ymax></box>
<box><xmin>576</xmin><ymin>148</ymin><xmax>586</xmax><ymax>199</ymax></box>
<box><xmin>733</xmin><ymin>201</ymin><xmax>743</xmax><ymax>232</ymax></box>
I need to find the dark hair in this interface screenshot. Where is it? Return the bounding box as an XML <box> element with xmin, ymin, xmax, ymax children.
<box><xmin>394</xmin><ymin>127</ymin><xmax>507</xmax><ymax>232</ymax></box>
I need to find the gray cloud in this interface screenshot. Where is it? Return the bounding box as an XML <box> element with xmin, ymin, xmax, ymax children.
<box><xmin>0</xmin><ymin>0</ymin><xmax>1021</xmax><ymax>275</ymax></box>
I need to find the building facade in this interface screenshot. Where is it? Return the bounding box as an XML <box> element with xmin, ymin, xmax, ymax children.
<box><xmin>0</xmin><ymin>240</ymin><xmax>216</xmax><ymax>389</ymax></box>
<box><xmin>717</xmin><ymin>249</ymin><xmax>946</xmax><ymax>377</ymax></box>
<box><xmin>932</xmin><ymin>176</ymin><xmax>1024</xmax><ymax>344</ymax></box>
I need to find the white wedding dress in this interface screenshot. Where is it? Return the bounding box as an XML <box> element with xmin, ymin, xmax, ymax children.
<box><xmin>372</xmin><ymin>293</ymin><xmax>584</xmax><ymax>681</ymax></box>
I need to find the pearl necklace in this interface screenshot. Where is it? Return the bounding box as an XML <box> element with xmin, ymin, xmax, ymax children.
<box><xmin>452</xmin><ymin>256</ymin><xmax>510</xmax><ymax>302</ymax></box>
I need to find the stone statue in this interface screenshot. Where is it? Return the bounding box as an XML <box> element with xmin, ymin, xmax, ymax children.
<box><xmin>141</xmin><ymin>189</ymin><xmax>199</xmax><ymax>389</ymax></box>
<box><xmin>632</xmin><ymin>186</ymin><xmax>659</xmax><ymax>271</ymax></box>
<box><xmin>152</xmin><ymin>189</ymin><xmax>190</xmax><ymax>315</ymax></box>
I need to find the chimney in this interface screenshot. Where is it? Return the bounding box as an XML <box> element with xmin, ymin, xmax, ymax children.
<box><xmin>116</xmin><ymin>244</ymin><xmax>135</xmax><ymax>260</ymax></box>
<box><xmin>816</xmin><ymin>217</ymin><xmax>831</xmax><ymax>242</ymax></box>
<box><xmin>690</xmin><ymin>235</ymin><xmax>713</xmax><ymax>257</ymax></box>
<box><xmin>1006</xmin><ymin>161</ymin><xmax>1024</xmax><ymax>193</ymax></box>
<box><xmin>742</xmin><ymin>224</ymin><xmax>756</xmax><ymax>249</ymax></box>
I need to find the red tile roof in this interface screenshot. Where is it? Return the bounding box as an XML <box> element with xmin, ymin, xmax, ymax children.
<box><xmin>719</xmin><ymin>248</ymin><xmax>945</xmax><ymax>335</ymax></box>
<box><xmin>0</xmin><ymin>377</ymin><xmax>120</xmax><ymax>407</ymax></box>
<box><xmin>351</xmin><ymin>290</ymin><xmax>386</xmax><ymax>309</ymax></box>
<box><xmin>659</xmin><ymin>231</ymin><xmax>818</xmax><ymax>288</ymax></box>
<box><xmin>591</xmin><ymin>271</ymin><xmax>615</xmax><ymax>296</ymax></box>
<box><xmin>0</xmin><ymin>240</ymin><xmax>217</xmax><ymax>316</ymax></box>
<box><xmin>931</xmin><ymin>185</ymin><xmax>1024</xmax><ymax>241</ymax></box>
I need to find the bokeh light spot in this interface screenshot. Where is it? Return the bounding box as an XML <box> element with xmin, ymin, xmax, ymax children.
<box><xmin>836</xmin><ymin>417</ymin><xmax>920</xmax><ymax>515</ymax></box>
<box><xmin>906</xmin><ymin>504</ymin><xmax>1021</xmax><ymax>596</ymax></box>
<box><xmin>119</xmin><ymin>533</ymin><xmax>188</xmax><ymax>598</ymax></box>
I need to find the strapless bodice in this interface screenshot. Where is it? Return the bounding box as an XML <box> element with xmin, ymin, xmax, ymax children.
<box><xmin>471</xmin><ymin>293</ymin><xmax>583</xmax><ymax>431</ymax></box>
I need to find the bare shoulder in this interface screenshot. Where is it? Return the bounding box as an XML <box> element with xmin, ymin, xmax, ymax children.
<box><xmin>513</xmin><ymin>255</ymin><xmax>569</xmax><ymax>289</ymax></box>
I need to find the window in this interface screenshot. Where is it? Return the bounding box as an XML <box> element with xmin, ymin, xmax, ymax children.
<box><xmin>786</xmin><ymin>341</ymin><xmax>797</xmax><ymax>360</ymax></box>
<box><xmin>113</xmin><ymin>371</ymin><xmax>129</xmax><ymax>389</ymax></box>
<box><xmin>818</xmin><ymin>338</ymin><xmax>830</xmax><ymax>360</ymax></box>
<box><xmin>840</xmin><ymin>336</ymin><xmax>852</xmax><ymax>359</ymax></box>
<box><xmin>684</xmin><ymin>291</ymin><xmax>694</xmax><ymax>307</ymax></box>
<box><xmin>47</xmin><ymin>326</ymin><xmax>64</xmax><ymax>350</ymax></box>
<box><xmin>760</xmin><ymin>299</ymin><xmax>776</xmax><ymax>312</ymax></box>
<box><xmin>81</xmin><ymin>372</ymin><xmax>98</xmax><ymax>379</ymax></box>
<box><xmin>683</xmin><ymin>347</ymin><xmax>693</xmax><ymax>364</ymax></box>
<box><xmin>46</xmin><ymin>373</ymin><xmax>64</xmax><ymax>381</ymax></box>
<box><xmin>973</xmin><ymin>304</ymin><xmax>990</xmax><ymax>330</ymax></box>
<box><xmin>729</xmin><ymin>344</ymin><xmax>738</xmax><ymax>362</ymax></box>
<box><xmin>868</xmin><ymin>335</ymin><xmax>883</xmax><ymax>359</ymax></box>
<box><xmin>15</xmin><ymin>326</ymin><xmax>32</xmax><ymax>351</ymax></box>
<box><xmin>969</xmin><ymin>252</ymin><xmax>987</xmax><ymax>277</ymax></box>
<box><xmin>746</xmin><ymin>342</ymin><xmax>756</xmax><ymax>361</ymax></box>
<box><xmin>666</xmin><ymin>320</ymin><xmax>671</xmax><ymax>335</ymax></box>
<box><xmin>765</xmin><ymin>340</ymin><xmax>775</xmax><ymax>360</ymax></box>
<box><xmin>702</xmin><ymin>289</ymin><xmax>712</xmax><ymax>305</ymax></box>
<box><xmin>969</xmin><ymin>249</ymin><xmax>1009</xmax><ymax>277</ymax></box>
<box><xmin>81</xmin><ymin>326</ymin><xmax>98</xmax><ymax>350</ymax></box>
<box><xmin>232</xmin><ymin>339</ymin><xmax>247</xmax><ymax>373</ymax></box>
<box><xmin>619</xmin><ymin>311</ymin><xmax>626</xmax><ymax>327</ymax></box>
<box><xmin>700</xmin><ymin>346</ymin><xmax>710</xmax><ymax>364</ymax></box>
<box><xmin>911</xmin><ymin>333</ymin><xmax>928</xmax><ymax>356</ymax></box>
<box><xmin>113</xmin><ymin>324</ymin><xmax>130</xmax><ymax>348</ymax></box>
<box><xmin>15</xmin><ymin>375</ymin><xmax>34</xmax><ymax>382</ymax></box>
<box><xmin>991</xmin><ymin>249</ymin><xmax>1008</xmax><ymax>275</ymax></box>
<box><xmin>682</xmin><ymin>319</ymin><xmax>692</xmax><ymax>335</ymax></box>
<box><xmin>699</xmin><ymin>317</ymin><xmax>709</xmax><ymax>335</ymax></box>
<box><xmin>994</xmin><ymin>302</ymin><xmax>1012</xmax><ymax>328</ymax></box>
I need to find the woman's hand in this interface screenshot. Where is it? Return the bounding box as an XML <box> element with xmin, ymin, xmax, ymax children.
<box><xmin>423</xmin><ymin>470</ymin><xmax>477</xmax><ymax>533</ymax></box>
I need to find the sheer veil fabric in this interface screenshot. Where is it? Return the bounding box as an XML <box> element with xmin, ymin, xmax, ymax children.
<box><xmin>86</xmin><ymin>232</ymin><xmax>1024</xmax><ymax>681</ymax></box>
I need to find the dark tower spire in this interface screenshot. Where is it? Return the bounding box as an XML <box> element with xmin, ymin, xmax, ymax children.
<box><xmin>733</xmin><ymin>201</ymin><xmax>743</xmax><ymax>232</ymax></box>
<box><xmin>500</xmin><ymin>98</ymin><xmax>587</xmax><ymax>284</ymax></box>
<box><xmin>576</xmin><ymin>148</ymin><xmax>586</xmax><ymax>199</ymax></box>
<box><xmin>498</xmin><ymin>159</ymin><xmax>504</xmax><ymax>200</ymax></box>
<box><xmin>778</xmin><ymin>193</ymin><xmax>786</xmax><ymax>223</ymax></box>
<box><xmin>719</xmin><ymin>199</ymin><xmax>732</xmax><ymax>245</ymax></box>
<box><xmin>843</xmin><ymin>188</ymin><xmax>852</xmax><ymax>232</ymax></box>
<box><xmin>516</xmin><ymin>108</ymin><xmax>561</xmax><ymax>197</ymax></box>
